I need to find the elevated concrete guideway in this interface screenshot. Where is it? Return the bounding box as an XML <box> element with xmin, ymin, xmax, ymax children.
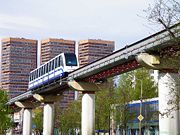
<box><xmin>68</xmin><ymin>23</ymin><xmax>180</xmax><ymax>82</ymax></box>
<box><xmin>7</xmin><ymin>23</ymin><xmax>180</xmax><ymax>135</ymax></box>
<box><xmin>8</xmin><ymin>23</ymin><xmax>180</xmax><ymax>105</ymax></box>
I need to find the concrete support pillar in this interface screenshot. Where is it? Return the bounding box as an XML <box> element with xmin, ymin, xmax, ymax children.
<box><xmin>33</xmin><ymin>94</ymin><xmax>61</xmax><ymax>135</ymax></box>
<box><xmin>82</xmin><ymin>91</ymin><xmax>95</xmax><ymax>135</ymax></box>
<box><xmin>158</xmin><ymin>72</ymin><xmax>179</xmax><ymax>135</ymax></box>
<box><xmin>15</xmin><ymin>101</ymin><xmax>35</xmax><ymax>135</ymax></box>
<box><xmin>43</xmin><ymin>103</ymin><xmax>55</xmax><ymax>135</ymax></box>
<box><xmin>68</xmin><ymin>81</ymin><xmax>100</xmax><ymax>135</ymax></box>
<box><xmin>136</xmin><ymin>52</ymin><xmax>180</xmax><ymax>135</ymax></box>
<box><xmin>23</xmin><ymin>108</ymin><xmax>32</xmax><ymax>135</ymax></box>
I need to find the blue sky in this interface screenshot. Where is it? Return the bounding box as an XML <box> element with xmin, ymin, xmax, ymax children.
<box><xmin>0</xmin><ymin>0</ymin><xmax>161</xmax><ymax>50</ymax></box>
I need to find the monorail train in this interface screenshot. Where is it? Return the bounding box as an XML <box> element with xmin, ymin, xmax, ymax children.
<box><xmin>28</xmin><ymin>53</ymin><xmax>79</xmax><ymax>91</ymax></box>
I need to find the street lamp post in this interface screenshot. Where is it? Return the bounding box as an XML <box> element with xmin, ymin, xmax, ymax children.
<box><xmin>130</xmin><ymin>74</ymin><xmax>143</xmax><ymax>135</ymax></box>
<box><xmin>139</xmin><ymin>80</ymin><xmax>143</xmax><ymax>135</ymax></box>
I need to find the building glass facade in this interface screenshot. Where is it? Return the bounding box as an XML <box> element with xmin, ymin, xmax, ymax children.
<box><xmin>1</xmin><ymin>38</ymin><xmax>37</xmax><ymax>98</ymax></box>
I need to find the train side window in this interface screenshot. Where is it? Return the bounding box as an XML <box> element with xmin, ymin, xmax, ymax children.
<box><xmin>29</xmin><ymin>74</ymin><xmax>31</xmax><ymax>81</ymax></box>
<box><xmin>41</xmin><ymin>67</ymin><xmax>43</xmax><ymax>75</ymax></box>
<box><xmin>58</xmin><ymin>56</ymin><xmax>61</xmax><ymax>66</ymax></box>
<box><xmin>46</xmin><ymin>63</ymin><xmax>48</xmax><ymax>73</ymax></box>
<box><xmin>31</xmin><ymin>73</ymin><xmax>33</xmax><ymax>81</ymax></box>
<box><xmin>55</xmin><ymin>58</ymin><xmax>58</xmax><ymax>68</ymax></box>
<box><xmin>57</xmin><ymin>57</ymin><xmax>60</xmax><ymax>67</ymax></box>
<box><xmin>41</xmin><ymin>67</ymin><xmax>43</xmax><ymax>76</ymax></box>
<box><xmin>48</xmin><ymin>63</ymin><xmax>50</xmax><ymax>72</ymax></box>
<box><xmin>38</xmin><ymin>69</ymin><xmax>40</xmax><ymax>77</ymax></box>
<box><xmin>51</xmin><ymin>61</ymin><xmax>53</xmax><ymax>71</ymax></box>
<box><xmin>60</xmin><ymin>56</ymin><xmax>63</xmax><ymax>66</ymax></box>
<box><xmin>57</xmin><ymin>57</ymin><xmax>59</xmax><ymax>67</ymax></box>
<box><xmin>40</xmin><ymin>68</ymin><xmax>42</xmax><ymax>77</ymax></box>
<box><xmin>49</xmin><ymin>62</ymin><xmax>52</xmax><ymax>71</ymax></box>
<box><xmin>39</xmin><ymin>69</ymin><xmax>41</xmax><ymax>77</ymax></box>
<box><xmin>52</xmin><ymin>60</ymin><xmax>54</xmax><ymax>70</ymax></box>
<box><xmin>32</xmin><ymin>72</ymin><xmax>34</xmax><ymax>80</ymax></box>
<box><xmin>34</xmin><ymin>71</ymin><xmax>36</xmax><ymax>80</ymax></box>
<box><xmin>43</xmin><ymin>65</ymin><xmax>46</xmax><ymax>75</ymax></box>
<box><xmin>42</xmin><ymin>66</ymin><xmax>44</xmax><ymax>75</ymax></box>
<box><xmin>42</xmin><ymin>67</ymin><xmax>44</xmax><ymax>75</ymax></box>
<box><xmin>34</xmin><ymin>71</ymin><xmax>36</xmax><ymax>79</ymax></box>
<box><xmin>37</xmin><ymin>69</ymin><xmax>39</xmax><ymax>78</ymax></box>
<box><xmin>35</xmin><ymin>70</ymin><xmax>37</xmax><ymax>79</ymax></box>
<box><xmin>37</xmin><ymin>70</ymin><xmax>39</xmax><ymax>78</ymax></box>
<box><xmin>38</xmin><ymin>68</ymin><xmax>40</xmax><ymax>77</ymax></box>
<box><xmin>35</xmin><ymin>70</ymin><xmax>37</xmax><ymax>78</ymax></box>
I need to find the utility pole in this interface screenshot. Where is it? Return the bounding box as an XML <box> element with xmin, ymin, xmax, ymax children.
<box><xmin>139</xmin><ymin>80</ymin><xmax>143</xmax><ymax>135</ymax></box>
<box><xmin>131</xmin><ymin>74</ymin><xmax>144</xmax><ymax>135</ymax></box>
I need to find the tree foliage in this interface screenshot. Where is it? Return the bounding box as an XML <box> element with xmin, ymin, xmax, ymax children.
<box><xmin>131</xmin><ymin>68</ymin><xmax>158</xmax><ymax>100</ymax></box>
<box><xmin>116</xmin><ymin>68</ymin><xmax>158</xmax><ymax>100</ymax></box>
<box><xmin>32</xmin><ymin>107</ymin><xmax>43</xmax><ymax>134</ymax></box>
<box><xmin>95</xmin><ymin>86</ymin><xmax>115</xmax><ymax>132</ymax></box>
<box><xmin>57</xmin><ymin>68</ymin><xmax>158</xmax><ymax>133</ymax></box>
<box><xmin>58</xmin><ymin>79</ymin><xmax>116</xmax><ymax>134</ymax></box>
<box><xmin>0</xmin><ymin>90</ymin><xmax>12</xmax><ymax>135</ymax></box>
<box><xmin>59</xmin><ymin>100</ymin><xmax>81</xmax><ymax>134</ymax></box>
<box><xmin>160</xmin><ymin>72</ymin><xmax>180</xmax><ymax>116</ymax></box>
<box><xmin>114</xmin><ymin>68</ymin><xmax>158</xmax><ymax>134</ymax></box>
<box><xmin>145</xmin><ymin>0</ymin><xmax>180</xmax><ymax>27</ymax></box>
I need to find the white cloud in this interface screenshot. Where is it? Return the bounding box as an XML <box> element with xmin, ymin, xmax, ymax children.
<box><xmin>0</xmin><ymin>14</ymin><xmax>46</xmax><ymax>30</ymax></box>
<box><xmin>0</xmin><ymin>0</ymin><xmax>158</xmax><ymax>49</ymax></box>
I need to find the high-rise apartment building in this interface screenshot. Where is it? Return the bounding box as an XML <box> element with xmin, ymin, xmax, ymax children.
<box><xmin>41</xmin><ymin>38</ymin><xmax>75</xmax><ymax>64</ymax></box>
<box><xmin>40</xmin><ymin>38</ymin><xmax>76</xmax><ymax>109</ymax></box>
<box><xmin>76</xmin><ymin>39</ymin><xmax>115</xmax><ymax>99</ymax></box>
<box><xmin>78</xmin><ymin>39</ymin><xmax>115</xmax><ymax>67</ymax></box>
<box><xmin>1</xmin><ymin>38</ymin><xmax>37</xmax><ymax>98</ymax></box>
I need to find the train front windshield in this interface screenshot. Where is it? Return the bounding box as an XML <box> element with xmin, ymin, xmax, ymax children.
<box><xmin>64</xmin><ymin>53</ymin><xmax>78</xmax><ymax>66</ymax></box>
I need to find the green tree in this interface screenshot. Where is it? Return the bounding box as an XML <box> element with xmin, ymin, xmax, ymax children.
<box><xmin>130</xmin><ymin>68</ymin><xmax>158</xmax><ymax>100</ymax></box>
<box><xmin>0</xmin><ymin>90</ymin><xmax>12</xmax><ymax>135</ymax></box>
<box><xmin>114</xmin><ymin>68</ymin><xmax>158</xmax><ymax>134</ymax></box>
<box><xmin>32</xmin><ymin>107</ymin><xmax>43</xmax><ymax>134</ymax></box>
<box><xmin>94</xmin><ymin>78</ymin><xmax>117</xmax><ymax>134</ymax></box>
<box><xmin>95</xmin><ymin>88</ymin><xmax>115</xmax><ymax>132</ymax></box>
<box><xmin>59</xmin><ymin>100</ymin><xmax>81</xmax><ymax>134</ymax></box>
<box><xmin>114</xmin><ymin>74</ymin><xmax>134</xmax><ymax>135</ymax></box>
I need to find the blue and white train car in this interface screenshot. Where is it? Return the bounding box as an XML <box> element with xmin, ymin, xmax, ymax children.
<box><xmin>28</xmin><ymin>53</ymin><xmax>79</xmax><ymax>91</ymax></box>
